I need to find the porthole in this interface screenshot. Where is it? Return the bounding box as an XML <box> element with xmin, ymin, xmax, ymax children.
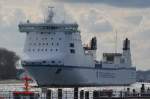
<box><xmin>56</xmin><ymin>43</ymin><xmax>59</xmax><ymax>46</ymax></box>
<box><xmin>52</xmin><ymin>61</ymin><xmax>55</xmax><ymax>63</ymax></box>
<box><xmin>70</xmin><ymin>43</ymin><xmax>74</xmax><ymax>47</ymax></box>
<box><xmin>70</xmin><ymin>49</ymin><xmax>75</xmax><ymax>54</ymax></box>
<box><xmin>43</xmin><ymin>61</ymin><xmax>46</xmax><ymax>63</ymax></box>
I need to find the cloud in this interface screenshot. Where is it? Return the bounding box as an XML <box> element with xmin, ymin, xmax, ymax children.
<box><xmin>124</xmin><ymin>15</ymin><xmax>143</xmax><ymax>25</ymax></box>
<box><xmin>76</xmin><ymin>9</ymin><xmax>113</xmax><ymax>33</ymax></box>
<box><xmin>0</xmin><ymin>6</ymin><xmax>26</xmax><ymax>56</ymax></box>
<box><xmin>54</xmin><ymin>0</ymin><xmax>150</xmax><ymax>8</ymax></box>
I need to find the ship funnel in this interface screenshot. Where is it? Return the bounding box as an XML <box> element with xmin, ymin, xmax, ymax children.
<box><xmin>91</xmin><ymin>37</ymin><xmax>97</xmax><ymax>50</ymax></box>
<box><xmin>123</xmin><ymin>38</ymin><xmax>130</xmax><ymax>50</ymax></box>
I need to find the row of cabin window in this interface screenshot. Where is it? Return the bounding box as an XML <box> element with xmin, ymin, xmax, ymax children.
<box><xmin>29</xmin><ymin>43</ymin><xmax>74</xmax><ymax>47</ymax></box>
<box><xmin>29</xmin><ymin>42</ymin><xmax>59</xmax><ymax>46</ymax></box>
<box><xmin>40</xmin><ymin>32</ymin><xmax>56</xmax><ymax>34</ymax></box>
<box><xmin>28</xmin><ymin>60</ymin><xmax>62</xmax><ymax>65</ymax></box>
<box><xmin>42</xmin><ymin>60</ymin><xmax>61</xmax><ymax>64</ymax></box>
<box><xmin>28</xmin><ymin>48</ymin><xmax>74</xmax><ymax>52</ymax></box>
<box><xmin>27</xmin><ymin>48</ymin><xmax>75</xmax><ymax>54</ymax></box>
<box><xmin>27</xmin><ymin>43</ymin><xmax>75</xmax><ymax>53</ymax></box>
<box><xmin>28</xmin><ymin>49</ymin><xmax>58</xmax><ymax>52</ymax></box>
<box><xmin>29</xmin><ymin>37</ymin><xmax>62</xmax><ymax>40</ymax></box>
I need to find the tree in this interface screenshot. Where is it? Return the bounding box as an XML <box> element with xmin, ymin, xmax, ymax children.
<box><xmin>0</xmin><ymin>48</ymin><xmax>19</xmax><ymax>80</ymax></box>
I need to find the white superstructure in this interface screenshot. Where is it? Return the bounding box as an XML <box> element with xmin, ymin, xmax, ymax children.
<box><xmin>19</xmin><ymin>8</ymin><xmax>136</xmax><ymax>87</ymax></box>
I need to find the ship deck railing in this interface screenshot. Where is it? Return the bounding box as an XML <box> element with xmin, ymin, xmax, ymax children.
<box><xmin>0</xmin><ymin>90</ymin><xmax>150</xmax><ymax>99</ymax></box>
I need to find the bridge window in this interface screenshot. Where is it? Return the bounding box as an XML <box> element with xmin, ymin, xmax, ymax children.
<box><xmin>43</xmin><ymin>61</ymin><xmax>46</xmax><ymax>63</ymax></box>
<box><xmin>70</xmin><ymin>43</ymin><xmax>74</xmax><ymax>47</ymax></box>
<box><xmin>70</xmin><ymin>49</ymin><xmax>75</xmax><ymax>54</ymax></box>
<box><xmin>34</xmin><ymin>43</ymin><xmax>36</xmax><ymax>45</ymax></box>
<box><xmin>52</xmin><ymin>61</ymin><xmax>55</xmax><ymax>63</ymax></box>
<box><xmin>56</xmin><ymin>43</ymin><xmax>59</xmax><ymax>46</ymax></box>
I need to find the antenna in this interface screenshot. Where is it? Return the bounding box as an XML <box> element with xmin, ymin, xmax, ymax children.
<box><xmin>115</xmin><ymin>30</ymin><xmax>118</xmax><ymax>53</ymax></box>
<box><xmin>46</xmin><ymin>6</ymin><xmax>54</xmax><ymax>23</ymax></box>
<box><xmin>62</xmin><ymin>11</ymin><xmax>66</xmax><ymax>23</ymax></box>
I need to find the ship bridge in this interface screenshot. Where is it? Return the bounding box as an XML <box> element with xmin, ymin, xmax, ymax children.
<box><xmin>19</xmin><ymin>7</ymin><xmax>136</xmax><ymax>87</ymax></box>
<box><xmin>18</xmin><ymin>6</ymin><xmax>79</xmax><ymax>33</ymax></box>
<box><xmin>19</xmin><ymin>23</ymin><xmax>79</xmax><ymax>33</ymax></box>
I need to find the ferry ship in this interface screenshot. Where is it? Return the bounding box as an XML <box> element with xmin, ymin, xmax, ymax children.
<box><xmin>19</xmin><ymin>8</ymin><xmax>136</xmax><ymax>87</ymax></box>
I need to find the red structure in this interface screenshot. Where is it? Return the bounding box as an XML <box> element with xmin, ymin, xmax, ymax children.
<box><xmin>23</xmin><ymin>75</ymin><xmax>32</xmax><ymax>91</ymax></box>
<box><xmin>13</xmin><ymin>75</ymin><xmax>36</xmax><ymax>99</ymax></box>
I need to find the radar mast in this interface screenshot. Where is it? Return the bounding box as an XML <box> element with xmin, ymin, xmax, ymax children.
<box><xmin>46</xmin><ymin>6</ymin><xmax>54</xmax><ymax>23</ymax></box>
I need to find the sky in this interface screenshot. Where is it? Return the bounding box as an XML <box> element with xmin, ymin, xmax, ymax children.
<box><xmin>0</xmin><ymin>0</ymin><xmax>150</xmax><ymax>70</ymax></box>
